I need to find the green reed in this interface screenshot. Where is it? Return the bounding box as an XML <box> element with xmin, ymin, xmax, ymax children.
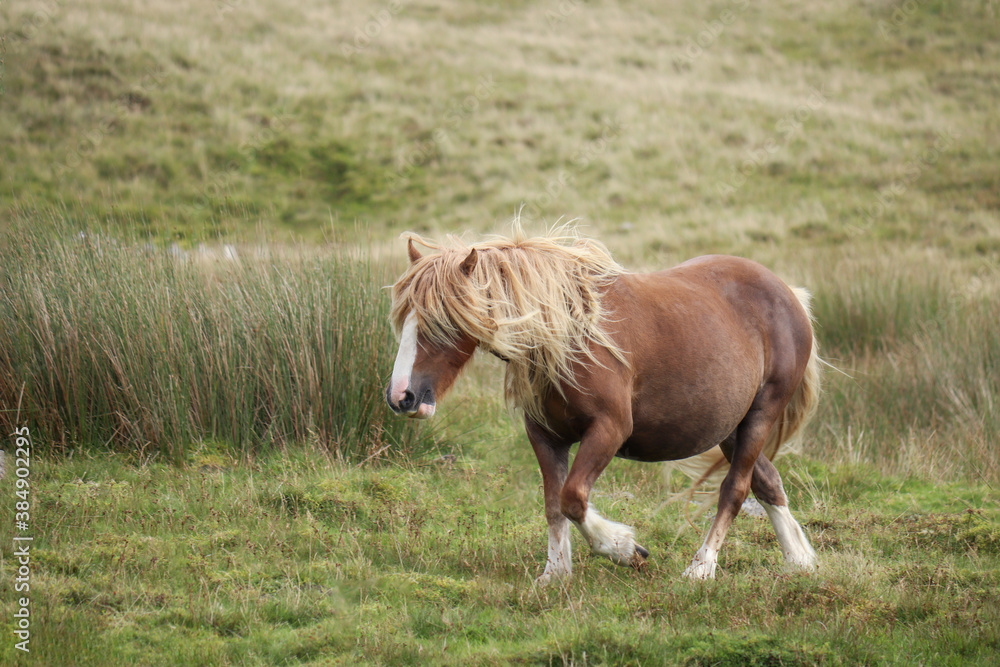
<box><xmin>0</xmin><ymin>218</ymin><xmax>424</xmax><ymax>461</ymax></box>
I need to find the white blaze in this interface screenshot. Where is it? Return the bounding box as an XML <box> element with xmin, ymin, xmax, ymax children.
<box><xmin>390</xmin><ymin>312</ymin><xmax>419</xmax><ymax>406</ymax></box>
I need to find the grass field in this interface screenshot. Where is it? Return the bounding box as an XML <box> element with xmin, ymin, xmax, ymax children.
<box><xmin>2</xmin><ymin>444</ymin><xmax>998</xmax><ymax>665</ymax></box>
<box><xmin>2</xmin><ymin>0</ymin><xmax>1000</xmax><ymax>664</ymax></box>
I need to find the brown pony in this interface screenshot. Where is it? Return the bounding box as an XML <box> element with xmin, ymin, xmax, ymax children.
<box><xmin>386</xmin><ymin>226</ymin><xmax>820</xmax><ymax>581</ymax></box>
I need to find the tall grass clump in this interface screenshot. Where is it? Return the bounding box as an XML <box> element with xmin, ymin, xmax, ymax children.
<box><xmin>807</xmin><ymin>254</ymin><xmax>1000</xmax><ymax>483</ymax></box>
<box><xmin>809</xmin><ymin>255</ymin><xmax>955</xmax><ymax>357</ymax></box>
<box><xmin>0</xmin><ymin>218</ymin><xmax>424</xmax><ymax>461</ymax></box>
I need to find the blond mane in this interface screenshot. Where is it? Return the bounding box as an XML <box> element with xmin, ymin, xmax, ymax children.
<box><xmin>389</xmin><ymin>223</ymin><xmax>630</xmax><ymax>425</ymax></box>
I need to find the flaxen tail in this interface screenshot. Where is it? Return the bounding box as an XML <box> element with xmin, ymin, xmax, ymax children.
<box><xmin>670</xmin><ymin>287</ymin><xmax>822</xmax><ymax>494</ymax></box>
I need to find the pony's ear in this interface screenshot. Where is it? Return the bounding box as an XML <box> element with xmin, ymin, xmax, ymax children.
<box><xmin>459</xmin><ymin>248</ymin><xmax>478</xmax><ymax>276</ymax></box>
<box><xmin>407</xmin><ymin>238</ymin><xmax>422</xmax><ymax>264</ymax></box>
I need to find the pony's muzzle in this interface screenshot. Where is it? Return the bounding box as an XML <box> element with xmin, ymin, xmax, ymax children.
<box><xmin>398</xmin><ymin>389</ymin><xmax>416</xmax><ymax>412</ymax></box>
<box><xmin>384</xmin><ymin>384</ymin><xmax>410</xmax><ymax>414</ymax></box>
<box><xmin>413</xmin><ymin>402</ymin><xmax>436</xmax><ymax>419</ymax></box>
<box><xmin>385</xmin><ymin>384</ymin><xmax>436</xmax><ymax>419</ymax></box>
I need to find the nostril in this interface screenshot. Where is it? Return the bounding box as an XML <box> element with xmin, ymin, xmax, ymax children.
<box><xmin>399</xmin><ymin>390</ymin><xmax>416</xmax><ymax>411</ymax></box>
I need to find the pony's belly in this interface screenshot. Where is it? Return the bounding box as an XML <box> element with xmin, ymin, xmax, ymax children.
<box><xmin>616</xmin><ymin>429</ymin><xmax>725</xmax><ymax>463</ymax></box>
<box><xmin>619</xmin><ymin>371</ymin><xmax>756</xmax><ymax>462</ymax></box>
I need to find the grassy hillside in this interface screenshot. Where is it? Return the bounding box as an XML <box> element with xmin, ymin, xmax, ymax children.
<box><xmin>1</xmin><ymin>0</ymin><xmax>999</xmax><ymax>664</ymax></box>
<box><xmin>2</xmin><ymin>0</ymin><xmax>998</xmax><ymax>252</ymax></box>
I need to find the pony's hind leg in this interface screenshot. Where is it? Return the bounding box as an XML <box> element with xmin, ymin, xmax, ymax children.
<box><xmin>526</xmin><ymin>421</ymin><xmax>573</xmax><ymax>584</ymax></box>
<box><xmin>683</xmin><ymin>405</ymin><xmax>777</xmax><ymax>580</ymax></box>
<box><xmin>751</xmin><ymin>456</ymin><xmax>817</xmax><ymax>571</ymax></box>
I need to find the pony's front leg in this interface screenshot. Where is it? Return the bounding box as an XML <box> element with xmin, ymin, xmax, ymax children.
<box><xmin>526</xmin><ymin>421</ymin><xmax>572</xmax><ymax>585</ymax></box>
<box><xmin>561</xmin><ymin>419</ymin><xmax>649</xmax><ymax>570</ymax></box>
<box><xmin>576</xmin><ymin>504</ymin><xmax>650</xmax><ymax>567</ymax></box>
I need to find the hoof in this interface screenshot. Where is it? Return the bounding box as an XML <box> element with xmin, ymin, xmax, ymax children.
<box><xmin>629</xmin><ymin>544</ymin><xmax>649</xmax><ymax>570</ymax></box>
<box><xmin>783</xmin><ymin>557</ymin><xmax>818</xmax><ymax>574</ymax></box>
<box><xmin>681</xmin><ymin>564</ymin><xmax>715</xmax><ymax>580</ymax></box>
<box><xmin>534</xmin><ymin>569</ymin><xmax>570</xmax><ymax>587</ymax></box>
<box><xmin>681</xmin><ymin>558</ymin><xmax>717</xmax><ymax>580</ymax></box>
<box><xmin>682</xmin><ymin>545</ymin><xmax>718</xmax><ymax>580</ymax></box>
